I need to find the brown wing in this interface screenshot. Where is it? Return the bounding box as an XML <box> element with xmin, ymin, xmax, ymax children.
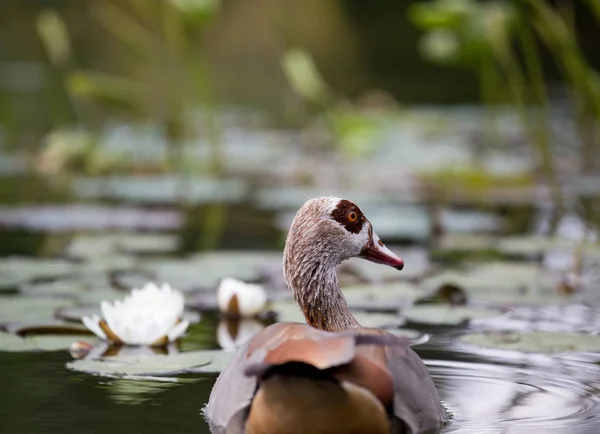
<box><xmin>337</xmin><ymin>328</ymin><xmax>446</xmax><ymax>433</ymax></box>
<box><xmin>386</xmin><ymin>344</ymin><xmax>447</xmax><ymax>433</ymax></box>
<box><xmin>205</xmin><ymin>322</ymin><xmax>388</xmax><ymax>433</ymax></box>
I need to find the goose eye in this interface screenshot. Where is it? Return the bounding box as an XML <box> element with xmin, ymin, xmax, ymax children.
<box><xmin>347</xmin><ymin>211</ymin><xmax>358</xmax><ymax>222</ymax></box>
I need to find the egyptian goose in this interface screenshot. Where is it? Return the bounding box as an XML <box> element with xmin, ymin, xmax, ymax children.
<box><xmin>205</xmin><ymin>197</ymin><xmax>446</xmax><ymax>434</ymax></box>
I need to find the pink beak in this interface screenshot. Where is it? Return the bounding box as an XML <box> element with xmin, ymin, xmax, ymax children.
<box><xmin>360</xmin><ymin>231</ymin><xmax>404</xmax><ymax>270</ymax></box>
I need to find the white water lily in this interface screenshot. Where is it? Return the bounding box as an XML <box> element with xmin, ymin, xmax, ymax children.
<box><xmin>217</xmin><ymin>277</ymin><xmax>267</xmax><ymax>317</ymax></box>
<box><xmin>82</xmin><ymin>282</ymin><xmax>189</xmax><ymax>346</ymax></box>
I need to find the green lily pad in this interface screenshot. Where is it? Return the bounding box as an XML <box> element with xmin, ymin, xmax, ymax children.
<box><xmin>424</xmin><ymin>262</ymin><xmax>541</xmax><ymax>289</ymax></box>
<box><xmin>71</xmin><ymin>176</ymin><xmax>247</xmax><ymax>205</ymax></box>
<box><xmin>421</xmin><ymin>262</ymin><xmax>566</xmax><ymax>306</ymax></box>
<box><xmin>66</xmin><ymin>351</ymin><xmax>216</xmax><ymax>377</ymax></box>
<box><xmin>0</xmin><ymin>296</ymin><xmax>73</xmax><ymax>325</ymax></box>
<box><xmin>497</xmin><ymin>236</ymin><xmax>596</xmax><ymax>257</ymax></box>
<box><xmin>143</xmin><ymin>251</ymin><xmax>281</xmax><ymax>291</ymax></box>
<box><xmin>272</xmin><ymin>302</ymin><xmax>402</xmax><ymax>328</ymax></box>
<box><xmin>401</xmin><ymin>304</ymin><xmax>503</xmax><ymax>325</ymax></box>
<box><xmin>437</xmin><ymin>234</ymin><xmax>498</xmax><ymax>251</ymax></box>
<box><xmin>0</xmin><ymin>258</ymin><xmax>74</xmax><ymax>288</ymax></box>
<box><xmin>75</xmin><ymin>255</ymin><xmax>138</xmax><ymax>274</ymax></box>
<box><xmin>344</xmin><ymin>282</ymin><xmax>421</xmax><ymax>312</ymax></box>
<box><xmin>255</xmin><ymin>188</ymin><xmax>387</xmax><ymax>211</ymax></box>
<box><xmin>67</xmin><ymin>233</ymin><xmax>179</xmax><ymax>259</ymax></box>
<box><xmin>460</xmin><ymin>331</ymin><xmax>600</xmax><ymax>354</ymax></box>
<box><xmin>0</xmin><ymin>332</ymin><xmax>97</xmax><ymax>352</ymax></box>
<box><xmin>19</xmin><ymin>280</ymin><xmax>85</xmax><ymax>298</ymax></box>
<box><xmin>74</xmin><ymin>287</ymin><xmax>131</xmax><ymax>305</ymax></box>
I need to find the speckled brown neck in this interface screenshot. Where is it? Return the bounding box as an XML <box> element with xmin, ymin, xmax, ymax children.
<box><xmin>283</xmin><ymin>199</ymin><xmax>361</xmax><ymax>332</ymax></box>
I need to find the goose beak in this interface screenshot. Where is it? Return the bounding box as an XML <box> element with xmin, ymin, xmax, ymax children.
<box><xmin>360</xmin><ymin>231</ymin><xmax>404</xmax><ymax>270</ymax></box>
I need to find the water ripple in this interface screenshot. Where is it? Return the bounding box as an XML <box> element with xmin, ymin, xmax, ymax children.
<box><xmin>429</xmin><ymin>359</ymin><xmax>600</xmax><ymax>434</ymax></box>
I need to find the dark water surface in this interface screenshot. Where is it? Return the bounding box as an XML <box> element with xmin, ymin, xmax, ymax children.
<box><xmin>2</xmin><ymin>326</ymin><xmax>600</xmax><ymax>433</ymax></box>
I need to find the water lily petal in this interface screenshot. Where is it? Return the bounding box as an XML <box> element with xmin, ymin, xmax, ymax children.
<box><xmin>167</xmin><ymin>319</ymin><xmax>190</xmax><ymax>342</ymax></box>
<box><xmin>82</xmin><ymin>315</ymin><xmax>108</xmax><ymax>340</ymax></box>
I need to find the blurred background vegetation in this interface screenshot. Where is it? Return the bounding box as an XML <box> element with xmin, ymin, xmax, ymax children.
<box><xmin>0</xmin><ymin>0</ymin><xmax>599</xmax><ymax>253</ymax></box>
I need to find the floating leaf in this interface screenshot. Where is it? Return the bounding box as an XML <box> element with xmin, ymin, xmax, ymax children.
<box><xmin>143</xmin><ymin>251</ymin><xmax>282</xmax><ymax>291</ymax></box>
<box><xmin>0</xmin><ymin>296</ymin><xmax>73</xmax><ymax>325</ymax></box>
<box><xmin>460</xmin><ymin>331</ymin><xmax>600</xmax><ymax>354</ymax></box>
<box><xmin>74</xmin><ymin>287</ymin><xmax>131</xmax><ymax>305</ymax></box>
<box><xmin>19</xmin><ymin>280</ymin><xmax>85</xmax><ymax>298</ymax></box>
<box><xmin>421</xmin><ymin>261</ymin><xmax>567</xmax><ymax>306</ymax></box>
<box><xmin>401</xmin><ymin>304</ymin><xmax>503</xmax><ymax>325</ymax></box>
<box><xmin>66</xmin><ymin>350</ymin><xmax>221</xmax><ymax>377</ymax></box>
<box><xmin>438</xmin><ymin>234</ymin><xmax>498</xmax><ymax>251</ymax></box>
<box><xmin>0</xmin><ymin>205</ymin><xmax>182</xmax><ymax>233</ymax></box>
<box><xmin>272</xmin><ymin>302</ymin><xmax>402</xmax><ymax>328</ymax></box>
<box><xmin>67</xmin><ymin>233</ymin><xmax>179</xmax><ymax>259</ymax></box>
<box><xmin>343</xmin><ymin>282</ymin><xmax>421</xmax><ymax>312</ymax></box>
<box><xmin>0</xmin><ymin>331</ymin><xmax>96</xmax><ymax>352</ymax></box>
<box><xmin>0</xmin><ymin>258</ymin><xmax>74</xmax><ymax>287</ymax></box>
<box><xmin>71</xmin><ymin>176</ymin><xmax>247</xmax><ymax>205</ymax></box>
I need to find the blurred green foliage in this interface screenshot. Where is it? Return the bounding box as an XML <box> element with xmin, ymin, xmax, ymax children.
<box><xmin>410</xmin><ymin>0</ymin><xmax>600</xmax><ymax>207</ymax></box>
<box><xmin>36</xmin><ymin>0</ymin><xmax>220</xmax><ymax>174</ymax></box>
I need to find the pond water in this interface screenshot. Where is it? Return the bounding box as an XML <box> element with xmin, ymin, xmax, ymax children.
<box><xmin>1</xmin><ymin>106</ymin><xmax>600</xmax><ymax>433</ymax></box>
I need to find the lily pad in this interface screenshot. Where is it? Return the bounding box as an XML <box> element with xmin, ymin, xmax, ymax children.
<box><xmin>67</xmin><ymin>233</ymin><xmax>179</xmax><ymax>259</ymax></box>
<box><xmin>19</xmin><ymin>280</ymin><xmax>85</xmax><ymax>298</ymax></box>
<box><xmin>460</xmin><ymin>331</ymin><xmax>600</xmax><ymax>354</ymax></box>
<box><xmin>437</xmin><ymin>234</ymin><xmax>498</xmax><ymax>252</ymax></box>
<box><xmin>66</xmin><ymin>350</ymin><xmax>221</xmax><ymax>377</ymax></box>
<box><xmin>401</xmin><ymin>304</ymin><xmax>503</xmax><ymax>325</ymax></box>
<box><xmin>420</xmin><ymin>262</ymin><xmax>566</xmax><ymax>306</ymax></box>
<box><xmin>272</xmin><ymin>301</ymin><xmax>402</xmax><ymax>328</ymax></box>
<box><xmin>343</xmin><ymin>282</ymin><xmax>421</xmax><ymax>312</ymax></box>
<box><xmin>74</xmin><ymin>287</ymin><xmax>132</xmax><ymax>305</ymax></box>
<box><xmin>71</xmin><ymin>176</ymin><xmax>247</xmax><ymax>205</ymax></box>
<box><xmin>143</xmin><ymin>251</ymin><xmax>282</xmax><ymax>292</ymax></box>
<box><xmin>497</xmin><ymin>236</ymin><xmax>600</xmax><ymax>258</ymax></box>
<box><xmin>0</xmin><ymin>205</ymin><xmax>182</xmax><ymax>232</ymax></box>
<box><xmin>0</xmin><ymin>296</ymin><xmax>73</xmax><ymax>325</ymax></box>
<box><xmin>0</xmin><ymin>332</ymin><xmax>97</xmax><ymax>352</ymax></box>
<box><xmin>0</xmin><ymin>258</ymin><xmax>74</xmax><ymax>287</ymax></box>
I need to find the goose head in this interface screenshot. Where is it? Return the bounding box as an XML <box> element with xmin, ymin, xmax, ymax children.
<box><xmin>283</xmin><ymin>197</ymin><xmax>404</xmax><ymax>330</ymax></box>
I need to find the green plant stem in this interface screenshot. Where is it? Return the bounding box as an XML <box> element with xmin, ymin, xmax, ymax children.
<box><xmin>479</xmin><ymin>57</ymin><xmax>501</xmax><ymax>150</ymax></box>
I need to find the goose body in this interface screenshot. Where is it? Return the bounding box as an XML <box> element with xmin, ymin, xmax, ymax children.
<box><xmin>205</xmin><ymin>197</ymin><xmax>446</xmax><ymax>434</ymax></box>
